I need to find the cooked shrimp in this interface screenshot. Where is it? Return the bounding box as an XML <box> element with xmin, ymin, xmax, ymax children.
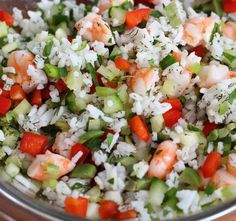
<box><xmin>148</xmin><ymin>140</ymin><xmax>177</xmax><ymax>179</ymax></box>
<box><xmin>75</xmin><ymin>13</ymin><xmax>115</xmax><ymax>46</ymax></box>
<box><xmin>222</xmin><ymin>21</ymin><xmax>236</xmax><ymax>41</ymax></box>
<box><xmin>211</xmin><ymin>168</ymin><xmax>236</xmax><ymax>187</ymax></box>
<box><xmin>183</xmin><ymin>17</ymin><xmax>217</xmax><ymax>47</ymax></box>
<box><xmin>128</xmin><ymin>67</ymin><xmax>159</xmax><ymax>95</ymax></box>
<box><xmin>27</xmin><ymin>150</ymin><xmax>75</xmax><ymax>181</ymax></box>
<box><xmin>98</xmin><ymin>0</ymin><xmax>133</xmax><ymax>12</ymax></box>
<box><xmin>197</xmin><ymin>63</ymin><xmax>235</xmax><ymax>88</ymax></box>
<box><xmin>226</xmin><ymin>153</ymin><xmax>236</xmax><ymax>177</ymax></box>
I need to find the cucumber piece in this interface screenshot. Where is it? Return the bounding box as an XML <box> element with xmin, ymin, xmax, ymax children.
<box><xmin>88</xmin><ymin>119</ymin><xmax>102</xmax><ymax>131</ymax></box>
<box><xmin>70</xmin><ymin>164</ymin><xmax>97</xmax><ymax>179</ymax></box>
<box><xmin>44</xmin><ymin>64</ymin><xmax>67</xmax><ymax>79</ymax></box>
<box><xmin>119</xmin><ymin>156</ymin><xmax>138</xmax><ymax>169</ymax></box>
<box><xmin>64</xmin><ymin>69</ymin><xmax>84</xmax><ymax>91</ymax></box>
<box><xmin>163</xmin><ymin>187</ymin><xmax>178</xmax><ymax>210</ymax></box>
<box><xmin>180</xmin><ymin>131</ymin><xmax>200</xmax><ymax>147</ymax></box>
<box><xmin>2</xmin><ymin>42</ymin><xmax>18</xmax><ymax>55</ymax></box>
<box><xmin>86</xmin><ymin>186</ymin><xmax>101</xmax><ymax>203</ymax></box>
<box><xmin>149</xmin><ymin>178</ymin><xmax>168</xmax><ymax>207</ymax></box>
<box><xmin>220</xmin><ymin>185</ymin><xmax>236</xmax><ymax>201</ymax></box>
<box><xmin>55</xmin><ymin>28</ymin><xmax>67</xmax><ymax>40</ymax></box>
<box><xmin>125</xmin><ymin>179</ymin><xmax>137</xmax><ymax>191</ymax></box>
<box><xmin>179</xmin><ymin>168</ymin><xmax>202</xmax><ymax>189</ymax></box>
<box><xmin>79</xmin><ymin>130</ymin><xmax>104</xmax><ymax>144</ymax></box>
<box><xmin>43</xmin><ymin>40</ymin><xmax>53</xmax><ymax>58</ymax></box>
<box><xmin>0</xmin><ymin>167</ymin><xmax>11</xmax><ymax>182</ymax></box>
<box><xmin>103</xmin><ymin>94</ymin><xmax>123</xmax><ymax>114</ymax></box>
<box><xmin>109</xmin><ymin>46</ymin><xmax>122</xmax><ymax>61</ymax></box>
<box><xmin>55</xmin><ymin>120</ymin><xmax>69</xmax><ymax>131</ymax></box>
<box><xmin>96</xmin><ymin>86</ymin><xmax>116</xmax><ymax>97</ymax></box>
<box><xmin>65</xmin><ymin>91</ymin><xmax>86</xmax><ymax>113</ymax></box>
<box><xmin>189</xmin><ymin>63</ymin><xmax>202</xmax><ymax>74</ymax></box>
<box><xmin>42</xmin><ymin>179</ymin><xmax>58</xmax><ymax>190</ymax></box>
<box><xmin>0</xmin><ymin>22</ymin><xmax>8</xmax><ymax>38</ymax></box>
<box><xmin>98</xmin><ymin>62</ymin><xmax>122</xmax><ymax>81</ymax></box>
<box><xmin>13</xmin><ymin>99</ymin><xmax>32</xmax><ymax>117</ymax></box>
<box><xmin>2</xmin><ymin>127</ymin><xmax>20</xmax><ymax>148</ymax></box>
<box><xmin>223</xmin><ymin>50</ymin><xmax>236</xmax><ymax>69</ymax></box>
<box><xmin>110</xmin><ymin>7</ymin><xmax>126</xmax><ymax>26</ymax></box>
<box><xmin>5</xmin><ymin>155</ymin><xmax>22</xmax><ymax>168</ymax></box>
<box><xmin>5</xmin><ymin>163</ymin><xmax>20</xmax><ymax>177</ymax></box>
<box><xmin>150</xmin><ymin>115</ymin><xmax>164</xmax><ymax>133</ymax></box>
<box><xmin>161</xmin><ymin>80</ymin><xmax>178</xmax><ymax>97</ymax></box>
<box><xmin>117</xmin><ymin>84</ymin><xmax>128</xmax><ymax>103</ymax></box>
<box><xmin>165</xmin><ymin>2</ymin><xmax>183</xmax><ymax>27</ymax></box>
<box><xmin>136</xmin><ymin>177</ymin><xmax>152</xmax><ymax>190</ymax></box>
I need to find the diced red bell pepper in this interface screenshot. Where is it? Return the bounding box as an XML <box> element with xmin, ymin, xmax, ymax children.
<box><xmin>0</xmin><ymin>9</ymin><xmax>14</xmax><ymax>26</ymax></box>
<box><xmin>115</xmin><ymin>210</ymin><xmax>137</xmax><ymax>221</ymax></box>
<box><xmin>223</xmin><ymin>0</ymin><xmax>236</xmax><ymax>13</ymax></box>
<box><xmin>10</xmin><ymin>84</ymin><xmax>26</xmax><ymax>101</ymax></box>
<box><xmin>54</xmin><ymin>79</ymin><xmax>68</xmax><ymax>94</ymax></box>
<box><xmin>163</xmin><ymin>109</ymin><xmax>182</xmax><ymax>128</ymax></box>
<box><xmin>202</xmin><ymin>121</ymin><xmax>218</xmax><ymax>137</ymax></box>
<box><xmin>0</xmin><ymin>95</ymin><xmax>11</xmax><ymax>115</ymax></box>
<box><xmin>70</xmin><ymin>143</ymin><xmax>90</xmax><ymax>164</ymax></box>
<box><xmin>189</xmin><ymin>45</ymin><xmax>207</xmax><ymax>58</ymax></box>
<box><xmin>162</xmin><ymin>98</ymin><xmax>183</xmax><ymax>111</ymax></box>
<box><xmin>200</xmin><ymin>152</ymin><xmax>221</xmax><ymax>178</ymax></box>
<box><xmin>99</xmin><ymin>200</ymin><xmax>119</xmax><ymax>220</ymax></box>
<box><xmin>129</xmin><ymin>115</ymin><xmax>151</xmax><ymax>142</ymax></box>
<box><xmin>104</xmin><ymin>81</ymin><xmax>118</xmax><ymax>89</ymax></box>
<box><xmin>31</xmin><ymin>90</ymin><xmax>42</xmax><ymax>106</ymax></box>
<box><xmin>41</xmin><ymin>86</ymin><xmax>50</xmax><ymax>100</ymax></box>
<box><xmin>20</xmin><ymin>132</ymin><xmax>48</xmax><ymax>156</ymax></box>
<box><xmin>126</xmin><ymin>8</ymin><xmax>152</xmax><ymax>29</ymax></box>
<box><xmin>67</xmin><ymin>35</ymin><xmax>74</xmax><ymax>42</ymax></box>
<box><xmin>115</xmin><ymin>57</ymin><xmax>131</xmax><ymax>72</ymax></box>
<box><xmin>135</xmin><ymin>0</ymin><xmax>154</xmax><ymax>6</ymax></box>
<box><xmin>64</xmin><ymin>196</ymin><xmax>89</xmax><ymax>217</ymax></box>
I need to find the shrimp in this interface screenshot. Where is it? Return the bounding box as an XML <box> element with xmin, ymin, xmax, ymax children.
<box><xmin>183</xmin><ymin>17</ymin><xmax>217</xmax><ymax>47</ymax></box>
<box><xmin>98</xmin><ymin>0</ymin><xmax>133</xmax><ymax>12</ymax></box>
<box><xmin>128</xmin><ymin>67</ymin><xmax>159</xmax><ymax>95</ymax></box>
<box><xmin>211</xmin><ymin>169</ymin><xmax>236</xmax><ymax>188</ymax></box>
<box><xmin>226</xmin><ymin>153</ymin><xmax>236</xmax><ymax>177</ymax></box>
<box><xmin>75</xmin><ymin>13</ymin><xmax>115</xmax><ymax>46</ymax></box>
<box><xmin>197</xmin><ymin>62</ymin><xmax>236</xmax><ymax>88</ymax></box>
<box><xmin>222</xmin><ymin>21</ymin><xmax>236</xmax><ymax>41</ymax></box>
<box><xmin>27</xmin><ymin>150</ymin><xmax>75</xmax><ymax>181</ymax></box>
<box><xmin>148</xmin><ymin>140</ymin><xmax>177</xmax><ymax>179</ymax></box>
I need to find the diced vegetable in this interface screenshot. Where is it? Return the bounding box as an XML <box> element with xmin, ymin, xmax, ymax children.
<box><xmin>117</xmin><ymin>84</ymin><xmax>129</xmax><ymax>104</ymax></box>
<box><xmin>5</xmin><ymin>155</ymin><xmax>22</xmax><ymax>168</ymax></box>
<box><xmin>10</xmin><ymin>84</ymin><xmax>26</xmax><ymax>101</ymax></box>
<box><xmin>65</xmin><ymin>91</ymin><xmax>86</xmax><ymax>113</ymax></box>
<box><xmin>129</xmin><ymin>115</ymin><xmax>150</xmax><ymax>142</ymax></box>
<box><xmin>179</xmin><ymin>168</ymin><xmax>202</xmax><ymax>189</ymax></box>
<box><xmin>96</xmin><ymin>86</ymin><xmax>117</xmax><ymax>97</ymax></box>
<box><xmin>42</xmin><ymin>178</ymin><xmax>58</xmax><ymax>190</ymax></box>
<box><xmin>31</xmin><ymin>90</ymin><xmax>42</xmax><ymax>106</ymax></box>
<box><xmin>161</xmin><ymin>80</ymin><xmax>178</xmax><ymax>97</ymax></box>
<box><xmin>70</xmin><ymin>164</ymin><xmax>96</xmax><ymax>179</ymax></box>
<box><xmin>115</xmin><ymin>57</ymin><xmax>131</xmax><ymax>72</ymax></box>
<box><xmin>86</xmin><ymin>63</ymin><xmax>99</xmax><ymax>86</ymax></box>
<box><xmin>5</xmin><ymin>163</ymin><xmax>20</xmax><ymax>177</ymax></box>
<box><xmin>223</xmin><ymin>50</ymin><xmax>236</xmax><ymax>69</ymax></box>
<box><xmin>43</xmin><ymin>40</ymin><xmax>53</xmax><ymax>57</ymax></box>
<box><xmin>223</xmin><ymin>0</ymin><xmax>236</xmax><ymax>13</ymax></box>
<box><xmin>13</xmin><ymin>99</ymin><xmax>32</xmax><ymax>117</ymax></box>
<box><xmin>162</xmin><ymin>98</ymin><xmax>182</xmax><ymax>111</ymax></box>
<box><xmin>86</xmin><ymin>186</ymin><xmax>101</xmax><ymax>203</ymax></box>
<box><xmin>44</xmin><ymin>64</ymin><xmax>67</xmax><ymax>79</ymax></box>
<box><xmin>213</xmin><ymin>0</ymin><xmax>223</xmax><ymax>17</ymax></box>
<box><xmin>79</xmin><ymin>130</ymin><xmax>104</xmax><ymax>144</ymax></box>
<box><xmin>220</xmin><ymin>185</ymin><xmax>236</xmax><ymax>201</ymax></box>
<box><xmin>125</xmin><ymin>8</ymin><xmax>152</xmax><ymax>29</ymax></box>
<box><xmin>64</xmin><ymin>196</ymin><xmax>89</xmax><ymax>217</ymax></box>
<box><xmin>202</xmin><ymin>121</ymin><xmax>218</xmax><ymax>137</ymax></box>
<box><xmin>165</xmin><ymin>2</ymin><xmax>183</xmax><ymax>27</ymax></box>
<box><xmin>2</xmin><ymin>42</ymin><xmax>18</xmax><ymax>55</ymax></box>
<box><xmin>189</xmin><ymin>63</ymin><xmax>203</xmax><ymax>74</ymax></box>
<box><xmin>70</xmin><ymin>143</ymin><xmax>90</xmax><ymax>164</ymax></box>
<box><xmin>88</xmin><ymin>119</ymin><xmax>103</xmax><ymax>131</ymax></box>
<box><xmin>0</xmin><ymin>9</ymin><xmax>14</xmax><ymax>26</ymax></box>
<box><xmin>2</xmin><ymin>126</ymin><xmax>20</xmax><ymax>148</ymax></box>
<box><xmin>160</xmin><ymin>55</ymin><xmax>177</xmax><ymax>70</ymax></box>
<box><xmin>64</xmin><ymin>69</ymin><xmax>84</xmax><ymax>91</ymax></box>
<box><xmin>19</xmin><ymin>132</ymin><xmax>48</xmax><ymax>156</ymax></box>
<box><xmin>163</xmin><ymin>109</ymin><xmax>182</xmax><ymax>128</ymax></box>
<box><xmin>150</xmin><ymin>10</ymin><xmax>162</xmax><ymax>18</ymax></box>
<box><xmin>0</xmin><ymin>95</ymin><xmax>11</xmax><ymax>115</ymax></box>
<box><xmin>0</xmin><ymin>21</ymin><xmax>8</xmax><ymax>38</ymax></box>
<box><xmin>189</xmin><ymin>45</ymin><xmax>207</xmax><ymax>58</ymax></box>
<box><xmin>99</xmin><ymin>200</ymin><xmax>119</xmax><ymax>219</ymax></box>
<box><xmin>97</xmin><ymin>62</ymin><xmax>122</xmax><ymax>81</ymax></box>
<box><xmin>103</xmin><ymin>94</ymin><xmax>124</xmax><ymax>114</ymax></box>
<box><xmin>200</xmin><ymin>152</ymin><xmax>221</xmax><ymax>178</ymax></box>
<box><xmin>110</xmin><ymin>46</ymin><xmax>122</xmax><ymax>61</ymax></box>
<box><xmin>109</xmin><ymin>7</ymin><xmax>126</xmax><ymax>26</ymax></box>
<box><xmin>150</xmin><ymin>115</ymin><xmax>164</xmax><ymax>133</ymax></box>
<box><xmin>115</xmin><ymin>210</ymin><xmax>137</xmax><ymax>220</ymax></box>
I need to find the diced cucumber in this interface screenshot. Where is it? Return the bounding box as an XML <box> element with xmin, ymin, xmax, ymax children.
<box><xmin>117</xmin><ymin>84</ymin><xmax>129</xmax><ymax>104</ymax></box>
<box><xmin>0</xmin><ymin>22</ymin><xmax>8</xmax><ymax>38</ymax></box>
<box><xmin>125</xmin><ymin>179</ymin><xmax>137</xmax><ymax>191</ymax></box>
<box><xmin>162</xmin><ymin>187</ymin><xmax>178</xmax><ymax>210</ymax></box>
<box><xmin>165</xmin><ymin>2</ymin><xmax>183</xmax><ymax>27</ymax></box>
<box><xmin>86</xmin><ymin>186</ymin><xmax>101</xmax><ymax>203</ymax></box>
<box><xmin>179</xmin><ymin>168</ymin><xmax>202</xmax><ymax>189</ymax></box>
<box><xmin>0</xmin><ymin>167</ymin><xmax>11</xmax><ymax>182</ymax></box>
<box><xmin>43</xmin><ymin>40</ymin><xmax>53</xmax><ymax>58</ymax></box>
<box><xmin>104</xmin><ymin>190</ymin><xmax>123</xmax><ymax>205</ymax></box>
<box><xmin>79</xmin><ymin>130</ymin><xmax>104</xmax><ymax>144</ymax></box>
<box><xmin>0</xmin><ymin>148</ymin><xmax>6</xmax><ymax>160</ymax></box>
<box><xmin>2</xmin><ymin>127</ymin><xmax>20</xmax><ymax>148</ymax></box>
<box><xmin>42</xmin><ymin>179</ymin><xmax>58</xmax><ymax>190</ymax></box>
<box><xmin>133</xmin><ymin>147</ymin><xmax>150</xmax><ymax>161</ymax></box>
<box><xmin>119</xmin><ymin>156</ymin><xmax>138</xmax><ymax>169</ymax></box>
<box><xmin>136</xmin><ymin>177</ymin><xmax>152</xmax><ymax>190</ymax></box>
<box><xmin>44</xmin><ymin>64</ymin><xmax>67</xmax><ymax>79</ymax></box>
<box><xmin>88</xmin><ymin>119</ymin><xmax>102</xmax><ymax>131</ymax></box>
<box><xmin>103</xmin><ymin>94</ymin><xmax>123</xmax><ymax>114</ymax></box>
<box><xmin>64</xmin><ymin>69</ymin><xmax>84</xmax><ymax>91</ymax></box>
<box><xmin>109</xmin><ymin>46</ymin><xmax>122</xmax><ymax>61</ymax></box>
<box><xmin>96</xmin><ymin>86</ymin><xmax>116</xmax><ymax>97</ymax></box>
<box><xmin>161</xmin><ymin>80</ymin><xmax>178</xmax><ymax>97</ymax></box>
<box><xmin>65</xmin><ymin>91</ymin><xmax>86</xmax><ymax>113</ymax></box>
<box><xmin>2</xmin><ymin>42</ymin><xmax>18</xmax><ymax>55</ymax></box>
<box><xmin>109</xmin><ymin>7</ymin><xmax>126</xmax><ymax>26</ymax></box>
<box><xmin>55</xmin><ymin>28</ymin><xmax>67</xmax><ymax>40</ymax></box>
<box><xmin>220</xmin><ymin>185</ymin><xmax>236</xmax><ymax>201</ymax></box>
<box><xmin>86</xmin><ymin>63</ymin><xmax>99</xmax><ymax>86</ymax></box>
<box><xmin>180</xmin><ymin>131</ymin><xmax>200</xmax><ymax>147</ymax></box>
<box><xmin>13</xmin><ymin>99</ymin><xmax>32</xmax><ymax>117</ymax></box>
<box><xmin>97</xmin><ymin>62</ymin><xmax>122</xmax><ymax>81</ymax></box>
<box><xmin>5</xmin><ymin>155</ymin><xmax>22</xmax><ymax>168</ymax></box>
<box><xmin>223</xmin><ymin>50</ymin><xmax>236</xmax><ymax>69</ymax></box>
<box><xmin>189</xmin><ymin>63</ymin><xmax>202</xmax><ymax>74</ymax></box>
<box><xmin>55</xmin><ymin>120</ymin><xmax>69</xmax><ymax>131</ymax></box>
<box><xmin>149</xmin><ymin>178</ymin><xmax>168</xmax><ymax>207</ymax></box>
<box><xmin>70</xmin><ymin>164</ymin><xmax>97</xmax><ymax>179</ymax></box>
<box><xmin>86</xmin><ymin>203</ymin><xmax>100</xmax><ymax>220</ymax></box>
<box><xmin>150</xmin><ymin>115</ymin><xmax>164</xmax><ymax>133</ymax></box>
<box><xmin>58</xmin><ymin>22</ymin><xmax>70</xmax><ymax>35</ymax></box>
<box><xmin>5</xmin><ymin>163</ymin><xmax>20</xmax><ymax>177</ymax></box>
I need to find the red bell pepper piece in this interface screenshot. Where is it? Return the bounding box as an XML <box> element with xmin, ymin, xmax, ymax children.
<box><xmin>115</xmin><ymin>57</ymin><xmax>131</xmax><ymax>72</ymax></box>
<box><xmin>54</xmin><ymin>79</ymin><xmax>68</xmax><ymax>94</ymax></box>
<box><xmin>0</xmin><ymin>9</ymin><xmax>14</xmax><ymax>26</ymax></box>
<box><xmin>10</xmin><ymin>84</ymin><xmax>26</xmax><ymax>101</ymax></box>
<box><xmin>162</xmin><ymin>98</ymin><xmax>183</xmax><ymax>111</ymax></box>
<box><xmin>223</xmin><ymin>0</ymin><xmax>236</xmax><ymax>13</ymax></box>
<box><xmin>202</xmin><ymin>121</ymin><xmax>218</xmax><ymax>137</ymax></box>
<box><xmin>41</xmin><ymin>86</ymin><xmax>50</xmax><ymax>100</ymax></box>
<box><xmin>31</xmin><ymin>90</ymin><xmax>42</xmax><ymax>106</ymax></box>
<box><xmin>126</xmin><ymin>8</ymin><xmax>152</xmax><ymax>29</ymax></box>
<box><xmin>70</xmin><ymin>143</ymin><xmax>90</xmax><ymax>164</ymax></box>
<box><xmin>0</xmin><ymin>95</ymin><xmax>11</xmax><ymax>115</ymax></box>
<box><xmin>115</xmin><ymin>209</ymin><xmax>137</xmax><ymax>221</ymax></box>
<box><xmin>64</xmin><ymin>196</ymin><xmax>89</xmax><ymax>217</ymax></box>
<box><xmin>129</xmin><ymin>115</ymin><xmax>151</xmax><ymax>142</ymax></box>
<box><xmin>163</xmin><ymin>109</ymin><xmax>182</xmax><ymax>128</ymax></box>
<box><xmin>99</xmin><ymin>200</ymin><xmax>119</xmax><ymax>219</ymax></box>
<box><xmin>200</xmin><ymin>152</ymin><xmax>221</xmax><ymax>178</ymax></box>
<box><xmin>20</xmin><ymin>132</ymin><xmax>48</xmax><ymax>156</ymax></box>
<box><xmin>189</xmin><ymin>45</ymin><xmax>207</xmax><ymax>58</ymax></box>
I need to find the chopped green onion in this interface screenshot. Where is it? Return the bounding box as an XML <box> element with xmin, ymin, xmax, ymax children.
<box><xmin>78</xmin><ymin>41</ymin><xmax>87</xmax><ymax>51</ymax></box>
<box><xmin>210</xmin><ymin>23</ymin><xmax>220</xmax><ymax>42</ymax></box>
<box><xmin>207</xmin><ymin>129</ymin><xmax>219</xmax><ymax>141</ymax></box>
<box><xmin>179</xmin><ymin>167</ymin><xmax>202</xmax><ymax>189</ymax></box>
<box><xmin>43</xmin><ymin>40</ymin><xmax>53</xmax><ymax>58</ymax></box>
<box><xmin>79</xmin><ymin>130</ymin><xmax>104</xmax><ymax>144</ymax></box>
<box><xmin>187</xmin><ymin>124</ymin><xmax>201</xmax><ymax>132</ymax></box>
<box><xmin>228</xmin><ymin>89</ymin><xmax>236</xmax><ymax>104</ymax></box>
<box><xmin>149</xmin><ymin>59</ymin><xmax>156</xmax><ymax>67</ymax></box>
<box><xmin>160</xmin><ymin>55</ymin><xmax>176</xmax><ymax>70</ymax></box>
<box><xmin>150</xmin><ymin>10</ymin><xmax>163</xmax><ymax>18</ymax></box>
<box><xmin>86</xmin><ymin>63</ymin><xmax>99</xmax><ymax>86</ymax></box>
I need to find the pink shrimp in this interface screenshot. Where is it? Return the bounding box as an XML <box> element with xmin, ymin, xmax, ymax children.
<box><xmin>75</xmin><ymin>13</ymin><xmax>115</xmax><ymax>46</ymax></box>
<box><xmin>27</xmin><ymin>151</ymin><xmax>75</xmax><ymax>181</ymax></box>
<box><xmin>222</xmin><ymin>21</ymin><xmax>236</xmax><ymax>41</ymax></box>
<box><xmin>148</xmin><ymin>140</ymin><xmax>177</xmax><ymax>179</ymax></box>
<box><xmin>128</xmin><ymin>67</ymin><xmax>159</xmax><ymax>95</ymax></box>
<box><xmin>183</xmin><ymin>17</ymin><xmax>217</xmax><ymax>47</ymax></box>
<box><xmin>211</xmin><ymin>168</ymin><xmax>236</xmax><ymax>188</ymax></box>
<box><xmin>226</xmin><ymin>153</ymin><xmax>236</xmax><ymax>177</ymax></box>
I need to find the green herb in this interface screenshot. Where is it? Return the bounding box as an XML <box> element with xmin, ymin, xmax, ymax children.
<box><xmin>212</xmin><ymin>0</ymin><xmax>223</xmax><ymax>17</ymax></box>
<box><xmin>52</xmin><ymin>14</ymin><xmax>68</xmax><ymax>26</ymax></box>
<box><xmin>58</xmin><ymin>67</ymin><xmax>67</xmax><ymax>77</ymax></box>
<box><xmin>79</xmin><ymin>130</ymin><xmax>104</xmax><ymax>144</ymax></box>
<box><xmin>187</xmin><ymin>124</ymin><xmax>201</xmax><ymax>132</ymax></box>
<box><xmin>218</xmin><ymin>101</ymin><xmax>229</xmax><ymax>115</ymax></box>
<box><xmin>150</xmin><ymin>10</ymin><xmax>163</xmax><ymax>18</ymax></box>
<box><xmin>107</xmin><ymin>133</ymin><xmax>113</xmax><ymax>146</ymax></box>
<box><xmin>228</xmin><ymin>89</ymin><xmax>236</xmax><ymax>104</ymax></box>
<box><xmin>108</xmin><ymin>178</ymin><xmax>115</xmax><ymax>184</ymax></box>
<box><xmin>86</xmin><ymin>63</ymin><xmax>99</xmax><ymax>86</ymax></box>
<box><xmin>85</xmin><ymin>138</ymin><xmax>103</xmax><ymax>150</ymax></box>
<box><xmin>204</xmin><ymin>183</ymin><xmax>215</xmax><ymax>195</ymax></box>
<box><xmin>43</xmin><ymin>40</ymin><xmax>53</xmax><ymax>58</ymax></box>
<box><xmin>97</xmin><ymin>55</ymin><xmax>103</xmax><ymax>65</ymax></box>
<box><xmin>108</xmin><ymin>38</ymin><xmax>112</xmax><ymax>43</ymax></box>
<box><xmin>71</xmin><ymin>183</ymin><xmax>84</xmax><ymax>190</ymax></box>
<box><xmin>210</xmin><ymin>23</ymin><xmax>220</xmax><ymax>42</ymax></box>
<box><xmin>153</xmin><ymin>39</ymin><xmax>158</xmax><ymax>45</ymax></box>
<box><xmin>160</xmin><ymin>55</ymin><xmax>176</xmax><ymax>70</ymax></box>
<box><xmin>179</xmin><ymin>167</ymin><xmax>202</xmax><ymax>189</ymax></box>
<box><xmin>149</xmin><ymin>59</ymin><xmax>156</xmax><ymax>67</ymax></box>
<box><xmin>179</xmin><ymin>96</ymin><xmax>186</xmax><ymax>106</ymax></box>
<box><xmin>121</xmin><ymin>1</ymin><xmax>133</xmax><ymax>10</ymax></box>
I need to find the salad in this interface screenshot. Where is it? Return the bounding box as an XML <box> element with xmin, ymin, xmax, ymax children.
<box><xmin>0</xmin><ymin>0</ymin><xmax>236</xmax><ymax>220</ymax></box>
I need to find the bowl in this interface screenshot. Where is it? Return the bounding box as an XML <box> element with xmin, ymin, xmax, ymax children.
<box><xmin>1</xmin><ymin>1</ymin><xmax>236</xmax><ymax>220</ymax></box>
